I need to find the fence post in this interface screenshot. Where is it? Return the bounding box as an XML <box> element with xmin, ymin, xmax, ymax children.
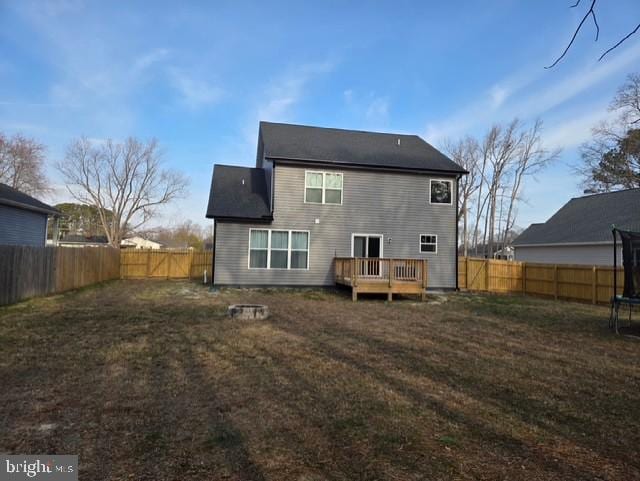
<box><xmin>146</xmin><ymin>251</ymin><xmax>151</xmax><ymax>278</ymax></box>
<box><xmin>554</xmin><ymin>265</ymin><xmax>558</xmax><ymax>300</ymax></box>
<box><xmin>522</xmin><ymin>262</ymin><xmax>526</xmax><ymax>295</ymax></box>
<box><xmin>465</xmin><ymin>257</ymin><xmax>469</xmax><ymax>289</ymax></box>
<box><xmin>422</xmin><ymin>259</ymin><xmax>428</xmax><ymax>289</ymax></box>
<box><xmin>592</xmin><ymin>266</ymin><xmax>597</xmax><ymax>304</ymax></box>
<box><xmin>484</xmin><ymin>259</ymin><xmax>489</xmax><ymax>292</ymax></box>
<box><xmin>167</xmin><ymin>252</ymin><xmax>172</xmax><ymax>280</ymax></box>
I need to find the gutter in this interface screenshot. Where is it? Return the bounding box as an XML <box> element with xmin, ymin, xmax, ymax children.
<box><xmin>0</xmin><ymin>198</ymin><xmax>61</xmax><ymax>216</ymax></box>
<box><xmin>513</xmin><ymin>241</ymin><xmax>616</xmax><ymax>248</ymax></box>
<box><xmin>267</xmin><ymin>156</ymin><xmax>468</xmax><ymax>176</ymax></box>
<box><xmin>207</xmin><ymin>215</ymin><xmax>273</xmax><ymax>223</ymax></box>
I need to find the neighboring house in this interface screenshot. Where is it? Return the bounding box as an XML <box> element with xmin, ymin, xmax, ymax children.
<box><xmin>493</xmin><ymin>246</ymin><xmax>514</xmax><ymax>261</ymax></box>
<box><xmin>0</xmin><ymin>183</ymin><xmax>60</xmax><ymax>247</ymax></box>
<box><xmin>121</xmin><ymin>236</ymin><xmax>165</xmax><ymax>249</ymax></box>
<box><xmin>513</xmin><ymin>188</ymin><xmax>640</xmax><ymax>266</ymax></box>
<box><xmin>206</xmin><ymin>121</ymin><xmax>467</xmax><ymax>289</ymax></box>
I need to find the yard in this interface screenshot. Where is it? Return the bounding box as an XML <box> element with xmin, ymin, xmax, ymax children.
<box><xmin>1</xmin><ymin>281</ymin><xmax>639</xmax><ymax>481</ymax></box>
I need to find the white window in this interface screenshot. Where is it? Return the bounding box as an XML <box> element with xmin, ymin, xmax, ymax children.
<box><xmin>429</xmin><ymin>179</ymin><xmax>453</xmax><ymax>205</ymax></box>
<box><xmin>291</xmin><ymin>231</ymin><xmax>309</xmax><ymax>269</ymax></box>
<box><xmin>248</xmin><ymin>229</ymin><xmax>309</xmax><ymax>270</ymax></box>
<box><xmin>270</xmin><ymin>231</ymin><xmax>289</xmax><ymax>269</ymax></box>
<box><xmin>249</xmin><ymin>230</ymin><xmax>269</xmax><ymax>268</ymax></box>
<box><xmin>305</xmin><ymin>171</ymin><xmax>343</xmax><ymax>205</ymax></box>
<box><xmin>420</xmin><ymin>234</ymin><xmax>437</xmax><ymax>253</ymax></box>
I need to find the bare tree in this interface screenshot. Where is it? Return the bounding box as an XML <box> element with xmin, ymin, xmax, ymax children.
<box><xmin>57</xmin><ymin>137</ymin><xmax>188</xmax><ymax>247</ymax></box>
<box><xmin>483</xmin><ymin>120</ymin><xmax>523</xmax><ymax>257</ymax></box>
<box><xmin>546</xmin><ymin>0</ymin><xmax>640</xmax><ymax>68</ymax></box>
<box><xmin>579</xmin><ymin>72</ymin><xmax>640</xmax><ymax>191</ymax></box>
<box><xmin>444</xmin><ymin>136</ymin><xmax>481</xmax><ymax>256</ymax></box>
<box><xmin>456</xmin><ymin>119</ymin><xmax>556</xmax><ymax>258</ymax></box>
<box><xmin>499</xmin><ymin>120</ymin><xmax>560</xmax><ymax>251</ymax></box>
<box><xmin>0</xmin><ymin>133</ymin><xmax>49</xmax><ymax>195</ymax></box>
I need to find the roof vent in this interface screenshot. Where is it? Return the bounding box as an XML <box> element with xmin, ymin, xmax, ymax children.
<box><xmin>397</xmin><ymin>138</ymin><xmax>401</xmax><ymax>146</ymax></box>
<box><xmin>242</xmin><ymin>178</ymin><xmax>245</xmax><ymax>185</ymax></box>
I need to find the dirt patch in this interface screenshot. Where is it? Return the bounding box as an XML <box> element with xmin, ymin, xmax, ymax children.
<box><xmin>1</xmin><ymin>280</ymin><xmax>639</xmax><ymax>480</ymax></box>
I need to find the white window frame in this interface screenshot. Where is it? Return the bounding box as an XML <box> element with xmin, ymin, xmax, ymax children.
<box><xmin>429</xmin><ymin>178</ymin><xmax>453</xmax><ymax>206</ymax></box>
<box><xmin>269</xmin><ymin>230</ymin><xmax>289</xmax><ymax>270</ymax></box>
<box><xmin>419</xmin><ymin>234</ymin><xmax>438</xmax><ymax>254</ymax></box>
<box><xmin>248</xmin><ymin>228</ymin><xmax>310</xmax><ymax>270</ymax></box>
<box><xmin>350</xmin><ymin>233</ymin><xmax>384</xmax><ymax>258</ymax></box>
<box><xmin>304</xmin><ymin>170</ymin><xmax>343</xmax><ymax>205</ymax></box>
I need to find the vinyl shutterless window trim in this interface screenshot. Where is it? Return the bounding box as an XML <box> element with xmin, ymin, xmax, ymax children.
<box><xmin>304</xmin><ymin>170</ymin><xmax>343</xmax><ymax>205</ymax></box>
<box><xmin>419</xmin><ymin>234</ymin><xmax>438</xmax><ymax>254</ymax></box>
<box><xmin>248</xmin><ymin>228</ymin><xmax>310</xmax><ymax>270</ymax></box>
<box><xmin>429</xmin><ymin>178</ymin><xmax>454</xmax><ymax>206</ymax></box>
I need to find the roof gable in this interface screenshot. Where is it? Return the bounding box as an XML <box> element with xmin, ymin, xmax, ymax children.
<box><xmin>259</xmin><ymin>121</ymin><xmax>466</xmax><ymax>174</ymax></box>
<box><xmin>513</xmin><ymin>189</ymin><xmax>640</xmax><ymax>246</ymax></box>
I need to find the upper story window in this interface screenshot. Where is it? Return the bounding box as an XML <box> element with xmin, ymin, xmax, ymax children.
<box><xmin>305</xmin><ymin>171</ymin><xmax>343</xmax><ymax>205</ymax></box>
<box><xmin>430</xmin><ymin>179</ymin><xmax>453</xmax><ymax>205</ymax></box>
<box><xmin>249</xmin><ymin>229</ymin><xmax>309</xmax><ymax>270</ymax></box>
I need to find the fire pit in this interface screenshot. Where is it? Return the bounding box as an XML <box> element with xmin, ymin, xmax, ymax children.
<box><xmin>228</xmin><ymin>304</ymin><xmax>269</xmax><ymax>320</ymax></box>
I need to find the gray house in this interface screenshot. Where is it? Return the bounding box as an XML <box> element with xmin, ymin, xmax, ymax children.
<box><xmin>0</xmin><ymin>183</ymin><xmax>60</xmax><ymax>247</ymax></box>
<box><xmin>513</xmin><ymin>188</ymin><xmax>640</xmax><ymax>266</ymax></box>
<box><xmin>206</xmin><ymin>122</ymin><xmax>467</xmax><ymax>290</ymax></box>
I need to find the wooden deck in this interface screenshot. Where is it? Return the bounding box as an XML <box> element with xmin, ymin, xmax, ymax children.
<box><xmin>335</xmin><ymin>257</ymin><xmax>428</xmax><ymax>301</ymax></box>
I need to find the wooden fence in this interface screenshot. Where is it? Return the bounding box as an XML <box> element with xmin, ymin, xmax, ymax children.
<box><xmin>0</xmin><ymin>245</ymin><xmax>120</xmax><ymax>306</ymax></box>
<box><xmin>120</xmin><ymin>249</ymin><xmax>212</xmax><ymax>280</ymax></box>
<box><xmin>458</xmin><ymin>257</ymin><xmax>623</xmax><ymax>305</ymax></box>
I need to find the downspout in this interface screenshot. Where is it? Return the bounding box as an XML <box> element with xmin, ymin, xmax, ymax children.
<box><xmin>211</xmin><ymin>219</ymin><xmax>217</xmax><ymax>287</ymax></box>
<box><xmin>455</xmin><ymin>175</ymin><xmax>460</xmax><ymax>291</ymax></box>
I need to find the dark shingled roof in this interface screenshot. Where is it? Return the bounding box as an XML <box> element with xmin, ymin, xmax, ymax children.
<box><xmin>513</xmin><ymin>188</ymin><xmax>640</xmax><ymax>246</ymax></box>
<box><xmin>206</xmin><ymin>165</ymin><xmax>271</xmax><ymax>220</ymax></box>
<box><xmin>0</xmin><ymin>183</ymin><xmax>60</xmax><ymax>216</ymax></box>
<box><xmin>259</xmin><ymin>121</ymin><xmax>467</xmax><ymax>174</ymax></box>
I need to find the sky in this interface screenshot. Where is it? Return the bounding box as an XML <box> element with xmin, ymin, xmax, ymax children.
<box><xmin>1</xmin><ymin>0</ymin><xmax>639</xmax><ymax>232</ymax></box>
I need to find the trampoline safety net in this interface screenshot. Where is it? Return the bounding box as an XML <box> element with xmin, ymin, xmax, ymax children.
<box><xmin>617</xmin><ymin>229</ymin><xmax>640</xmax><ymax>299</ymax></box>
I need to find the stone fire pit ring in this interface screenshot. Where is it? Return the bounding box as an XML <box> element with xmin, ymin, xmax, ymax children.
<box><xmin>228</xmin><ymin>304</ymin><xmax>269</xmax><ymax>320</ymax></box>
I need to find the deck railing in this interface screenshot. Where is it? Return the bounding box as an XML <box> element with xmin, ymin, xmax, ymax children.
<box><xmin>335</xmin><ymin>257</ymin><xmax>428</xmax><ymax>286</ymax></box>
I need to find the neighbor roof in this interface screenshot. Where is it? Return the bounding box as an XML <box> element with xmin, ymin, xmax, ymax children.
<box><xmin>259</xmin><ymin>121</ymin><xmax>467</xmax><ymax>174</ymax></box>
<box><xmin>206</xmin><ymin>165</ymin><xmax>272</xmax><ymax>220</ymax></box>
<box><xmin>513</xmin><ymin>188</ymin><xmax>640</xmax><ymax>246</ymax></box>
<box><xmin>0</xmin><ymin>183</ymin><xmax>60</xmax><ymax>216</ymax></box>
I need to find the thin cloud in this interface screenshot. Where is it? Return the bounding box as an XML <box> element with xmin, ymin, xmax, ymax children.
<box><xmin>425</xmin><ymin>41</ymin><xmax>640</xmax><ymax>144</ymax></box>
<box><xmin>168</xmin><ymin>69</ymin><xmax>225</xmax><ymax>110</ymax></box>
<box><xmin>256</xmin><ymin>60</ymin><xmax>335</xmax><ymax>122</ymax></box>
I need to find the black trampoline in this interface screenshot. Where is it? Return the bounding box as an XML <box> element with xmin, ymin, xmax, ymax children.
<box><xmin>609</xmin><ymin>228</ymin><xmax>640</xmax><ymax>334</ymax></box>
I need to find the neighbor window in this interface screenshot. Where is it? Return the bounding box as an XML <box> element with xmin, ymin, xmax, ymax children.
<box><xmin>305</xmin><ymin>171</ymin><xmax>343</xmax><ymax>204</ymax></box>
<box><xmin>248</xmin><ymin>229</ymin><xmax>309</xmax><ymax>269</ymax></box>
<box><xmin>420</xmin><ymin>234</ymin><xmax>437</xmax><ymax>253</ymax></box>
<box><xmin>430</xmin><ymin>179</ymin><xmax>453</xmax><ymax>205</ymax></box>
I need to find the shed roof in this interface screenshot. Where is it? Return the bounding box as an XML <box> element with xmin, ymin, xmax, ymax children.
<box><xmin>0</xmin><ymin>183</ymin><xmax>60</xmax><ymax>216</ymax></box>
<box><xmin>206</xmin><ymin>165</ymin><xmax>271</xmax><ymax>220</ymax></box>
<box><xmin>513</xmin><ymin>188</ymin><xmax>640</xmax><ymax>246</ymax></box>
<box><xmin>259</xmin><ymin>121</ymin><xmax>467</xmax><ymax>174</ymax></box>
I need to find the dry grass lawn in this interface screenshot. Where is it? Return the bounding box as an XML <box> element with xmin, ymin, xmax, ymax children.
<box><xmin>1</xmin><ymin>280</ymin><xmax>640</xmax><ymax>480</ymax></box>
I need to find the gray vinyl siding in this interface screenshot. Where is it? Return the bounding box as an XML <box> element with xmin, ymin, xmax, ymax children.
<box><xmin>514</xmin><ymin>244</ymin><xmax>621</xmax><ymax>266</ymax></box>
<box><xmin>0</xmin><ymin>204</ymin><xmax>47</xmax><ymax>246</ymax></box>
<box><xmin>214</xmin><ymin>164</ymin><xmax>457</xmax><ymax>288</ymax></box>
